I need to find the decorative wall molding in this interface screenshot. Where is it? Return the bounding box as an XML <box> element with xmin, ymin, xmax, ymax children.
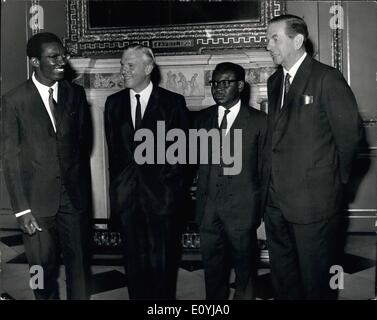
<box><xmin>331</xmin><ymin>0</ymin><xmax>344</xmax><ymax>71</ymax></box>
<box><xmin>70</xmin><ymin>50</ymin><xmax>276</xmax><ymax>112</ymax></box>
<box><xmin>92</xmin><ymin>220</ymin><xmax>270</xmax><ymax>259</ymax></box>
<box><xmin>30</xmin><ymin>0</ymin><xmax>40</xmax><ymax>35</ymax></box>
<box><xmin>362</xmin><ymin>119</ymin><xmax>377</xmax><ymax>127</ymax></box>
<box><xmin>65</xmin><ymin>0</ymin><xmax>286</xmax><ymax>57</ymax></box>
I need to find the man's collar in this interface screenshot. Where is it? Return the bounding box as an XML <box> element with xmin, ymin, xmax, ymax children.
<box><xmin>32</xmin><ymin>72</ymin><xmax>58</xmax><ymax>90</ymax></box>
<box><xmin>130</xmin><ymin>81</ymin><xmax>153</xmax><ymax>99</ymax></box>
<box><xmin>283</xmin><ymin>52</ymin><xmax>307</xmax><ymax>80</ymax></box>
<box><xmin>218</xmin><ymin>99</ymin><xmax>241</xmax><ymax>112</ymax></box>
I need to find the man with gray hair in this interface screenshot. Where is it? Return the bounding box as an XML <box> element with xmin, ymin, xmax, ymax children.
<box><xmin>104</xmin><ymin>44</ymin><xmax>190</xmax><ymax>299</ymax></box>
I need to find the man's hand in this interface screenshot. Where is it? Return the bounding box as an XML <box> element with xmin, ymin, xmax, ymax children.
<box><xmin>17</xmin><ymin>213</ymin><xmax>42</xmax><ymax>235</ymax></box>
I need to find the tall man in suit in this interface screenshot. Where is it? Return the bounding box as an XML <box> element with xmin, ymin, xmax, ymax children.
<box><xmin>1</xmin><ymin>32</ymin><xmax>92</xmax><ymax>299</ymax></box>
<box><xmin>195</xmin><ymin>62</ymin><xmax>267</xmax><ymax>299</ymax></box>
<box><xmin>264</xmin><ymin>15</ymin><xmax>362</xmax><ymax>299</ymax></box>
<box><xmin>104</xmin><ymin>44</ymin><xmax>189</xmax><ymax>300</ymax></box>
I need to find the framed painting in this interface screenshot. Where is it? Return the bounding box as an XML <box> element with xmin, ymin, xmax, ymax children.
<box><xmin>65</xmin><ymin>0</ymin><xmax>285</xmax><ymax>57</ymax></box>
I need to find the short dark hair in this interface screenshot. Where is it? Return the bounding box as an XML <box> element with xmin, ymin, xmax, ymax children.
<box><xmin>213</xmin><ymin>62</ymin><xmax>245</xmax><ymax>81</ymax></box>
<box><xmin>26</xmin><ymin>32</ymin><xmax>63</xmax><ymax>59</ymax></box>
<box><xmin>269</xmin><ymin>14</ymin><xmax>309</xmax><ymax>44</ymax></box>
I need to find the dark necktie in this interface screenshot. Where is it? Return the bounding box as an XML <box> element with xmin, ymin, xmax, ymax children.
<box><xmin>48</xmin><ymin>88</ymin><xmax>59</xmax><ymax>126</ymax></box>
<box><xmin>135</xmin><ymin>94</ymin><xmax>142</xmax><ymax>130</ymax></box>
<box><xmin>282</xmin><ymin>73</ymin><xmax>291</xmax><ymax>108</ymax></box>
<box><xmin>220</xmin><ymin>108</ymin><xmax>230</xmax><ymax>133</ymax></box>
<box><xmin>220</xmin><ymin>109</ymin><xmax>230</xmax><ymax>167</ymax></box>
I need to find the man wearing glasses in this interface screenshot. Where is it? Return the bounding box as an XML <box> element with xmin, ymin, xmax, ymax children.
<box><xmin>2</xmin><ymin>32</ymin><xmax>92</xmax><ymax>299</ymax></box>
<box><xmin>194</xmin><ymin>62</ymin><xmax>267</xmax><ymax>299</ymax></box>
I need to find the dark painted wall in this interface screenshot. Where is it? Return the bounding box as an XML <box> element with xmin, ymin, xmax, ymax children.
<box><xmin>1</xmin><ymin>0</ymin><xmax>66</xmax><ymax>95</ymax></box>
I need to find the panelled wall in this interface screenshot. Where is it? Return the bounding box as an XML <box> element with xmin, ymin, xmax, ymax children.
<box><xmin>1</xmin><ymin>1</ymin><xmax>376</xmax><ymax>232</ymax></box>
<box><xmin>344</xmin><ymin>2</ymin><xmax>377</xmax><ymax>232</ymax></box>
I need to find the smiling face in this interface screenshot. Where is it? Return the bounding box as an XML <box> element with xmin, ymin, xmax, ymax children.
<box><xmin>33</xmin><ymin>42</ymin><xmax>66</xmax><ymax>87</ymax></box>
<box><xmin>266</xmin><ymin>20</ymin><xmax>302</xmax><ymax>70</ymax></box>
<box><xmin>211</xmin><ymin>69</ymin><xmax>243</xmax><ymax>109</ymax></box>
<box><xmin>120</xmin><ymin>48</ymin><xmax>153</xmax><ymax>92</ymax></box>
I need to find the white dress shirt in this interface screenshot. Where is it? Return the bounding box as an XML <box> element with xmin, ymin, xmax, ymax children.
<box><xmin>32</xmin><ymin>72</ymin><xmax>58</xmax><ymax>132</ymax></box>
<box><xmin>281</xmin><ymin>52</ymin><xmax>307</xmax><ymax>107</ymax></box>
<box><xmin>130</xmin><ymin>81</ymin><xmax>153</xmax><ymax>129</ymax></box>
<box><xmin>217</xmin><ymin>100</ymin><xmax>241</xmax><ymax>135</ymax></box>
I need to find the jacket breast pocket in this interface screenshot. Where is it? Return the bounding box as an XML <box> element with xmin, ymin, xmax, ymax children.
<box><xmin>300</xmin><ymin>94</ymin><xmax>314</xmax><ymax>106</ymax></box>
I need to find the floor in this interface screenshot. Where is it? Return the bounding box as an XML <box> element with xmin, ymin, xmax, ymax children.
<box><xmin>1</xmin><ymin>214</ymin><xmax>376</xmax><ymax>300</ymax></box>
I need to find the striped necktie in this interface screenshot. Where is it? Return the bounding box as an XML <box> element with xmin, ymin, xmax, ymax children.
<box><xmin>281</xmin><ymin>73</ymin><xmax>291</xmax><ymax>108</ymax></box>
<box><xmin>48</xmin><ymin>88</ymin><xmax>59</xmax><ymax>126</ymax></box>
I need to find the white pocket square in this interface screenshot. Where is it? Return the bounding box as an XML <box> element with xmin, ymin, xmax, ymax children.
<box><xmin>301</xmin><ymin>94</ymin><xmax>314</xmax><ymax>105</ymax></box>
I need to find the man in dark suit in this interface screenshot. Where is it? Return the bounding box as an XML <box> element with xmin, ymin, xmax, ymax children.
<box><xmin>263</xmin><ymin>15</ymin><xmax>362</xmax><ymax>299</ymax></box>
<box><xmin>1</xmin><ymin>32</ymin><xmax>92</xmax><ymax>299</ymax></box>
<box><xmin>104</xmin><ymin>44</ymin><xmax>189</xmax><ymax>300</ymax></box>
<box><xmin>195</xmin><ymin>62</ymin><xmax>267</xmax><ymax>300</ymax></box>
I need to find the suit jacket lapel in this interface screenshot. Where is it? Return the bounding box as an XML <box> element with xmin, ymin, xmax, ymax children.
<box><xmin>270</xmin><ymin>55</ymin><xmax>313</xmax><ymax>149</ymax></box>
<box><xmin>207</xmin><ymin>106</ymin><xmax>218</xmax><ymax>130</ymax></box>
<box><xmin>141</xmin><ymin>86</ymin><xmax>159</xmax><ymax>129</ymax></box>
<box><xmin>122</xmin><ymin>89</ymin><xmax>134</xmax><ymax>130</ymax></box>
<box><xmin>269</xmin><ymin>69</ymin><xmax>284</xmax><ymax>127</ymax></box>
<box><xmin>232</xmin><ymin>103</ymin><xmax>249</xmax><ymax>130</ymax></box>
<box><xmin>56</xmin><ymin>81</ymin><xmax>70</xmax><ymax>130</ymax></box>
<box><xmin>26</xmin><ymin>80</ymin><xmax>56</xmax><ymax>134</ymax></box>
<box><xmin>201</xmin><ymin>106</ymin><xmax>218</xmax><ymax>185</ymax></box>
<box><xmin>228</xmin><ymin>104</ymin><xmax>251</xmax><ymax>160</ymax></box>
<box><xmin>275</xmin><ymin>55</ymin><xmax>313</xmax><ymax>125</ymax></box>
<box><xmin>207</xmin><ymin>107</ymin><xmax>218</xmax><ymax>165</ymax></box>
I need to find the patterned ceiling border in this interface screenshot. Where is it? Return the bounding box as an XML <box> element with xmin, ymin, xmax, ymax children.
<box><xmin>64</xmin><ymin>0</ymin><xmax>286</xmax><ymax>57</ymax></box>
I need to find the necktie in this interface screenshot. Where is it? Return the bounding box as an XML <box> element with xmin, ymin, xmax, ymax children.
<box><xmin>282</xmin><ymin>73</ymin><xmax>291</xmax><ymax>108</ymax></box>
<box><xmin>135</xmin><ymin>94</ymin><xmax>142</xmax><ymax>130</ymax></box>
<box><xmin>220</xmin><ymin>108</ymin><xmax>230</xmax><ymax>134</ymax></box>
<box><xmin>220</xmin><ymin>109</ymin><xmax>230</xmax><ymax>167</ymax></box>
<box><xmin>48</xmin><ymin>88</ymin><xmax>59</xmax><ymax>126</ymax></box>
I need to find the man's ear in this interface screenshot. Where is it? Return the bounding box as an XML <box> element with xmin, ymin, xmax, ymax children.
<box><xmin>294</xmin><ymin>34</ymin><xmax>304</xmax><ymax>50</ymax></box>
<box><xmin>238</xmin><ymin>80</ymin><xmax>245</xmax><ymax>92</ymax></box>
<box><xmin>30</xmin><ymin>57</ymin><xmax>40</xmax><ymax>68</ymax></box>
<box><xmin>145</xmin><ymin>64</ymin><xmax>154</xmax><ymax>76</ymax></box>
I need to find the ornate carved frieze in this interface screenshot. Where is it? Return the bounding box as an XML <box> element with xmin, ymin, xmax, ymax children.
<box><xmin>70</xmin><ymin>51</ymin><xmax>276</xmax><ymax>111</ymax></box>
<box><xmin>65</xmin><ymin>0</ymin><xmax>286</xmax><ymax>57</ymax></box>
